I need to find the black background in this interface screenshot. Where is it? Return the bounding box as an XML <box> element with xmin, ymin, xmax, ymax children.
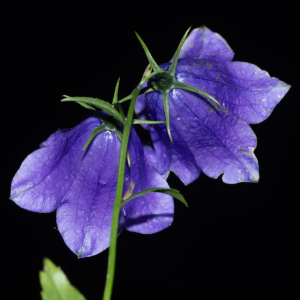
<box><xmin>3</xmin><ymin>1</ymin><xmax>298</xmax><ymax>299</ymax></box>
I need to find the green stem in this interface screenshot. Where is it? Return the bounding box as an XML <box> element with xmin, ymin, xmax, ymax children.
<box><xmin>102</xmin><ymin>70</ymin><xmax>161</xmax><ymax>300</ymax></box>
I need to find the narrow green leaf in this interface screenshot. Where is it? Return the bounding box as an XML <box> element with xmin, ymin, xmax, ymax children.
<box><xmin>169</xmin><ymin>26</ymin><xmax>192</xmax><ymax>75</ymax></box>
<box><xmin>135</xmin><ymin>32</ymin><xmax>162</xmax><ymax>72</ymax></box>
<box><xmin>112</xmin><ymin>78</ymin><xmax>120</xmax><ymax>105</ymax></box>
<box><xmin>117</xmin><ymin>103</ymin><xmax>125</xmax><ymax>121</ymax></box>
<box><xmin>133</xmin><ymin>119</ymin><xmax>165</xmax><ymax>125</ymax></box>
<box><xmin>75</xmin><ymin>101</ymin><xmax>96</xmax><ymax>111</ymax></box>
<box><xmin>82</xmin><ymin>124</ymin><xmax>106</xmax><ymax>151</ymax></box>
<box><xmin>118</xmin><ymin>86</ymin><xmax>155</xmax><ymax>103</ymax></box>
<box><xmin>174</xmin><ymin>81</ymin><xmax>221</xmax><ymax>107</ymax></box>
<box><xmin>162</xmin><ymin>91</ymin><xmax>173</xmax><ymax>143</ymax></box>
<box><xmin>118</xmin><ymin>94</ymin><xmax>132</xmax><ymax>104</ymax></box>
<box><xmin>120</xmin><ymin>188</ymin><xmax>187</xmax><ymax>208</ymax></box>
<box><xmin>75</xmin><ymin>101</ymin><xmax>103</xmax><ymax>119</ymax></box>
<box><xmin>112</xmin><ymin>79</ymin><xmax>125</xmax><ymax>121</ymax></box>
<box><xmin>40</xmin><ymin>258</ymin><xmax>86</xmax><ymax>300</ymax></box>
<box><xmin>140</xmin><ymin>70</ymin><xmax>161</xmax><ymax>87</ymax></box>
<box><xmin>62</xmin><ymin>96</ymin><xmax>123</xmax><ymax>122</ymax></box>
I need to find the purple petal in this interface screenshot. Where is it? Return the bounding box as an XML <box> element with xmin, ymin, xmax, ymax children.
<box><xmin>56</xmin><ymin>131</ymin><xmax>125</xmax><ymax>258</ymax></box>
<box><xmin>123</xmin><ymin>128</ymin><xmax>174</xmax><ymax>234</ymax></box>
<box><xmin>40</xmin><ymin>129</ymin><xmax>71</xmax><ymax>148</ymax></box>
<box><xmin>145</xmin><ymin>87</ymin><xmax>259</xmax><ymax>185</ymax></box>
<box><xmin>147</xmin><ymin>126</ymin><xmax>172</xmax><ymax>180</ymax></box>
<box><xmin>10</xmin><ymin>117</ymin><xmax>100</xmax><ymax>212</ymax></box>
<box><xmin>135</xmin><ymin>82</ymin><xmax>152</xmax><ymax>131</ymax></box>
<box><xmin>135</xmin><ymin>87</ymin><xmax>147</xmax><ymax>117</ymax></box>
<box><xmin>143</xmin><ymin>141</ymin><xmax>170</xmax><ymax>181</ymax></box>
<box><xmin>175</xmin><ymin>58</ymin><xmax>290</xmax><ymax>124</ymax></box>
<box><xmin>11</xmin><ymin>115</ymin><xmax>173</xmax><ymax>257</ymax></box>
<box><xmin>137</xmin><ymin>29</ymin><xmax>289</xmax><ymax>186</ymax></box>
<box><xmin>145</xmin><ymin>91</ymin><xmax>201</xmax><ymax>184</ymax></box>
<box><xmin>173</xmin><ymin>26</ymin><xmax>234</xmax><ymax>63</ymax></box>
<box><xmin>57</xmin><ymin>126</ymin><xmax>173</xmax><ymax>257</ymax></box>
<box><xmin>143</xmin><ymin>145</ymin><xmax>157</xmax><ymax>167</ymax></box>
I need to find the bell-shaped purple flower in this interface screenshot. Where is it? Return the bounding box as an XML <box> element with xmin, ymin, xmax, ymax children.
<box><xmin>136</xmin><ymin>26</ymin><xmax>290</xmax><ymax>185</ymax></box>
<box><xmin>10</xmin><ymin>116</ymin><xmax>174</xmax><ymax>258</ymax></box>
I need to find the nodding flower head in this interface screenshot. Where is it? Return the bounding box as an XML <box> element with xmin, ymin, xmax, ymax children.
<box><xmin>136</xmin><ymin>26</ymin><xmax>290</xmax><ymax>185</ymax></box>
<box><xmin>10</xmin><ymin>115</ymin><xmax>174</xmax><ymax>258</ymax></box>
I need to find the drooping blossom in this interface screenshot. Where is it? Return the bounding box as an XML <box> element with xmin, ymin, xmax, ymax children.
<box><xmin>136</xmin><ymin>26</ymin><xmax>290</xmax><ymax>185</ymax></box>
<box><xmin>10</xmin><ymin>116</ymin><xmax>174</xmax><ymax>258</ymax></box>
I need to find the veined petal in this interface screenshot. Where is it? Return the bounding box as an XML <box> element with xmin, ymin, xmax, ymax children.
<box><xmin>11</xmin><ymin>115</ymin><xmax>173</xmax><ymax>257</ymax></box>
<box><xmin>134</xmin><ymin>94</ymin><xmax>151</xmax><ymax>130</ymax></box>
<box><xmin>173</xmin><ymin>26</ymin><xmax>234</xmax><ymax>63</ymax></box>
<box><xmin>123</xmin><ymin>128</ymin><xmax>174</xmax><ymax>234</ymax></box>
<box><xmin>175</xmin><ymin>58</ymin><xmax>290</xmax><ymax>124</ymax></box>
<box><xmin>145</xmin><ymin>88</ymin><xmax>259</xmax><ymax>185</ymax></box>
<box><xmin>40</xmin><ymin>128</ymin><xmax>71</xmax><ymax>148</ymax></box>
<box><xmin>144</xmin><ymin>126</ymin><xmax>171</xmax><ymax>180</ymax></box>
<box><xmin>56</xmin><ymin>131</ymin><xmax>125</xmax><ymax>258</ymax></box>
<box><xmin>136</xmin><ymin>28</ymin><xmax>289</xmax><ymax>186</ymax></box>
<box><xmin>143</xmin><ymin>145</ymin><xmax>157</xmax><ymax>168</ymax></box>
<box><xmin>57</xmin><ymin>126</ymin><xmax>173</xmax><ymax>257</ymax></box>
<box><xmin>10</xmin><ymin>117</ymin><xmax>100</xmax><ymax>212</ymax></box>
<box><xmin>145</xmin><ymin>90</ymin><xmax>201</xmax><ymax>184</ymax></box>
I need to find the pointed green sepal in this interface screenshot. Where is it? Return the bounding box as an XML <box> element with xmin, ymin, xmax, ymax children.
<box><xmin>112</xmin><ymin>78</ymin><xmax>120</xmax><ymax>105</ymax></box>
<box><xmin>132</xmin><ymin>120</ymin><xmax>165</xmax><ymax>125</ymax></box>
<box><xmin>174</xmin><ymin>81</ymin><xmax>221</xmax><ymax>107</ymax></box>
<box><xmin>169</xmin><ymin>26</ymin><xmax>192</xmax><ymax>75</ymax></box>
<box><xmin>75</xmin><ymin>101</ymin><xmax>103</xmax><ymax>119</ymax></box>
<box><xmin>118</xmin><ymin>86</ymin><xmax>156</xmax><ymax>103</ymax></box>
<box><xmin>135</xmin><ymin>32</ymin><xmax>162</xmax><ymax>72</ymax></box>
<box><xmin>117</xmin><ymin>103</ymin><xmax>125</xmax><ymax>121</ymax></box>
<box><xmin>111</xmin><ymin>78</ymin><xmax>125</xmax><ymax>121</ymax></box>
<box><xmin>82</xmin><ymin>124</ymin><xmax>106</xmax><ymax>152</ymax></box>
<box><xmin>120</xmin><ymin>187</ymin><xmax>187</xmax><ymax>208</ymax></box>
<box><xmin>118</xmin><ymin>94</ymin><xmax>133</xmax><ymax>104</ymax></box>
<box><xmin>162</xmin><ymin>91</ymin><xmax>173</xmax><ymax>143</ymax></box>
<box><xmin>62</xmin><ymin>96</ymin><xmax>123</xmax><ymax>122</ymax></box>
<box><xmin>75</xmin><ymin>101</ymin><xmax>96</xmax><ymax>111</ymax></box>
<box><xmin>40</xmin><ymin>258</ymin><xmax>86</xmax><ymax>300</ymax></box>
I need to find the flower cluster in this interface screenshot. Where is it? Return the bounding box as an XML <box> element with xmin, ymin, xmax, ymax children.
<box><xmin>10</xmin><ymin>26</ymin><xmax>289</xmax><ymax>258</ymax></box>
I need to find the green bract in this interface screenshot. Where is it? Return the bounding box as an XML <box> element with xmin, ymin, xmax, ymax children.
<box><xmin>121</xmin><ymin>187</ymin><xmax>187</xmax><ymax>208</ymax></box>
<box><xmin>62</xmin><ymin>95</ymin><xmax>124</xmax><ymax>122</ymax></box>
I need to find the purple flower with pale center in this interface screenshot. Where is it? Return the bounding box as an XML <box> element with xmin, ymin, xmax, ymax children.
<box><xmin>10</xmin><ymin>116</ymin><xmax>174</xmax><ymax>258</ymax></box>
<box><xmin>136</xmin><ymin>26</ymin><xmax>290</xmax><ymax>185</ymax></box>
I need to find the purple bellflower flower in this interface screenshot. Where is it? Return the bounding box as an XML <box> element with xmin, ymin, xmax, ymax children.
<box><xmin>136</xmin><ymin>26</ymin><xmax>290</xmax><ymax>185</ymax></box>
<box><xmin>10</xmin><ymin>115</ymin><xmax>174</xmax><ymax>258</ymax></box>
